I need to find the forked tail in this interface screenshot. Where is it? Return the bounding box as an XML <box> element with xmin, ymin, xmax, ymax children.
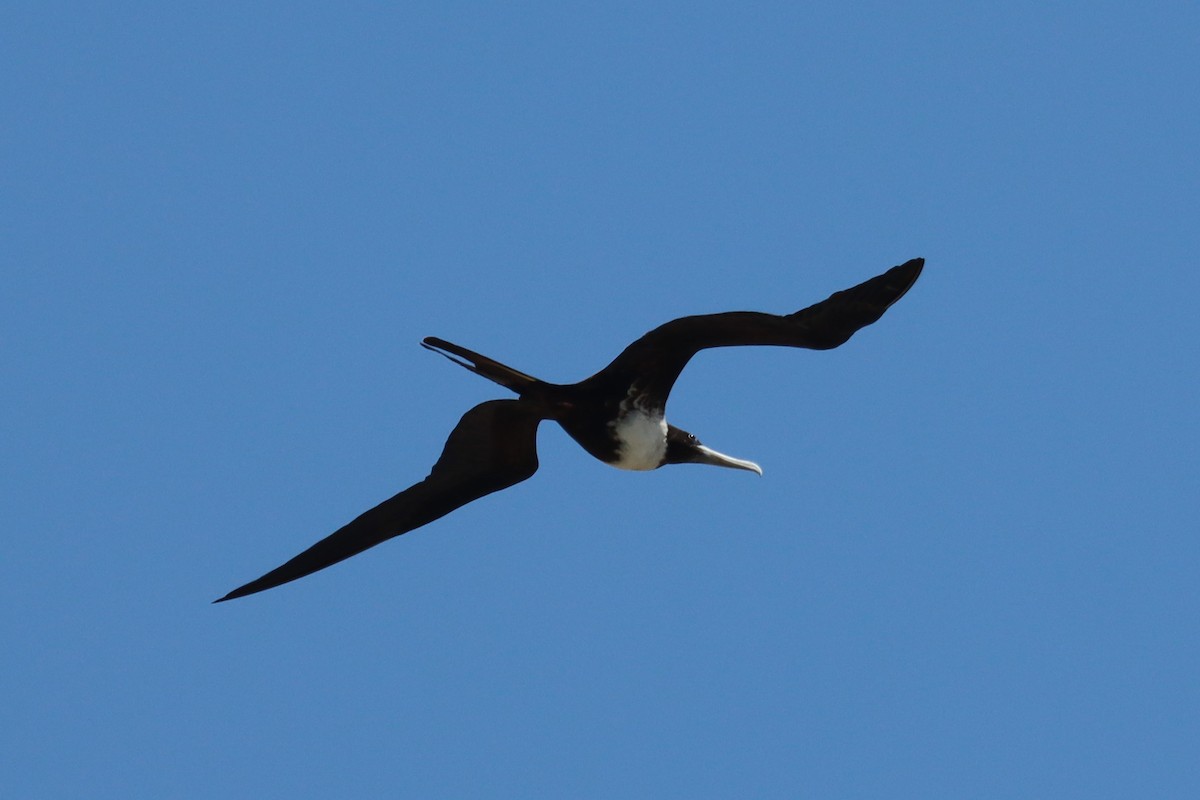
<box><xmin>421</xmin><ymin>336</ymin><xmax>545</xmax><ymax>395</ymax></box>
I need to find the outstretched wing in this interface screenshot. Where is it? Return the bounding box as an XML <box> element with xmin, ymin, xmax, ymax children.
<box><xmin>586</xmin><ymin>258</ymin><xmax>924</xmax><ymax>400</ymax></box>
<box><xmin>215</xmin><ymin>399</ymin><xmax>544</xmax><ymax>602</ymax></box>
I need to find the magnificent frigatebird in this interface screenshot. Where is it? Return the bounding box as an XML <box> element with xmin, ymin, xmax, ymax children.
<box><xmin>216</xmin><ymin>258</ymin><xmax>923</xmax><ymax>602</ymax></box>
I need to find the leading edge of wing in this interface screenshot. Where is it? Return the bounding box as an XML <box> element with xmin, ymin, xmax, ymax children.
<box><xmin>214</xmin><ymin>399</ymin><xmax>545</xmax><ymax>602</ymax></box>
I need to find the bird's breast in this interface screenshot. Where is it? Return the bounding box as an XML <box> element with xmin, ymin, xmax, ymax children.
<box><xmin>607</xmin><ymin>406</ymin><xmax>668</xmax><ymax>471</ymax></box>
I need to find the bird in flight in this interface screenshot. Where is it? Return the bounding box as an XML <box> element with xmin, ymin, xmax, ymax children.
<box><xmin>216</xmin><ymin>258</ymin><xmax>923</xmax><ymax>602</ymax></box>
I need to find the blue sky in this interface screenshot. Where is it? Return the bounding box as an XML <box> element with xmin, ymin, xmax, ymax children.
<box><xmin>3</xmin><ymin>2</ymin><xmax>1197</xmax><ymax>797</ymax></box>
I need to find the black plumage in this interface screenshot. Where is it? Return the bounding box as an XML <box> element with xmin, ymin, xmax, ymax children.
<box><xmin>216</xmin><ymin>258</ymin><xmax>923</xmax><ymax>602</ymax></box>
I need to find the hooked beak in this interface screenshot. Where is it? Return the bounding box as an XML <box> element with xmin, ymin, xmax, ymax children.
<box><xmin>692</xmin><ymin>444</ymin><xmax>763</xmax><ymax>475</ymax></box>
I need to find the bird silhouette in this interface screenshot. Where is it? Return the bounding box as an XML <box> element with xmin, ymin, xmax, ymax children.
<box><xmin>216</xmin><ymin>258</ymin><xmax>923</xmax><ymax>601</ymax></box>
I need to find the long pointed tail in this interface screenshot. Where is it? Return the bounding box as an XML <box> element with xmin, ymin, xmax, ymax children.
<box><xmin>421</xmin><ymin>337</ymin><xmax>545</xmax><ymax>395</ymax></box>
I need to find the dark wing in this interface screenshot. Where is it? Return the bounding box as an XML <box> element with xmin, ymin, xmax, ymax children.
<box><xmin>215</xmin><ymin>399</ymin><xmax>544</xmax><ymax>602</ymax></box>
<box><xmin>585</xmin><ymin>258</ymin><xmax>924</xmax><ymax>400</ymax></box>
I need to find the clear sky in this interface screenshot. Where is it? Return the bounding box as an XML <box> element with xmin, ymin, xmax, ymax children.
<box><xmin>3</xmin><ymin>2</ymin><xmax>1197</xmax><ymax>797</ymax></box>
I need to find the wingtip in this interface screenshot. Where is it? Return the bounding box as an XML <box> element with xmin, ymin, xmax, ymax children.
<box><xmin>891</xmin><ymin>257</ymin><xmax>925</xmax><ymax>298</ymax></box>
<box><xmin>422</xmin><ymin>335</ymin><xmax>464</xmax><ymax>353</ymax></box>
<box><xmin>213</xmin><ymin>584</ymin><xmax>256</xmax><ymax>603</ymax></box>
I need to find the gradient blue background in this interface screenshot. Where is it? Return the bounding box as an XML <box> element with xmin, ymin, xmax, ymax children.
<box><xmin>4</xmin><ymin>2</ymin><xmax>1197</xmax><ymax>797</ymax></box>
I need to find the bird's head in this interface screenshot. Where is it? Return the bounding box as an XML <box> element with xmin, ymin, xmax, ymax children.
<box><xmin>663</xmin><ymin>426</ymin><xmax>762</xmax><ymax>475</ymax></box>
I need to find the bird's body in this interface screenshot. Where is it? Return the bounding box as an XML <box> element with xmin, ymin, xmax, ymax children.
<box><xmin>216</xmin><ymin>258</ymin><xmax>924</xmax><ymax>602</ymax></box>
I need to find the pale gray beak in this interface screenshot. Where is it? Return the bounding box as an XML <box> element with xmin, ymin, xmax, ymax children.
<box><xmin>692</xmin><ymin>444</ymin><xmax>763</xmax><ymax>475</ymax></box>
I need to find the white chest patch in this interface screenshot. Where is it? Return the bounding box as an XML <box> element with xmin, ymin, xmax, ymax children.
<box><xmin>609</xmin><ymin>406</ymin><xmax>668</xmax><ymax>471</ymax></box>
